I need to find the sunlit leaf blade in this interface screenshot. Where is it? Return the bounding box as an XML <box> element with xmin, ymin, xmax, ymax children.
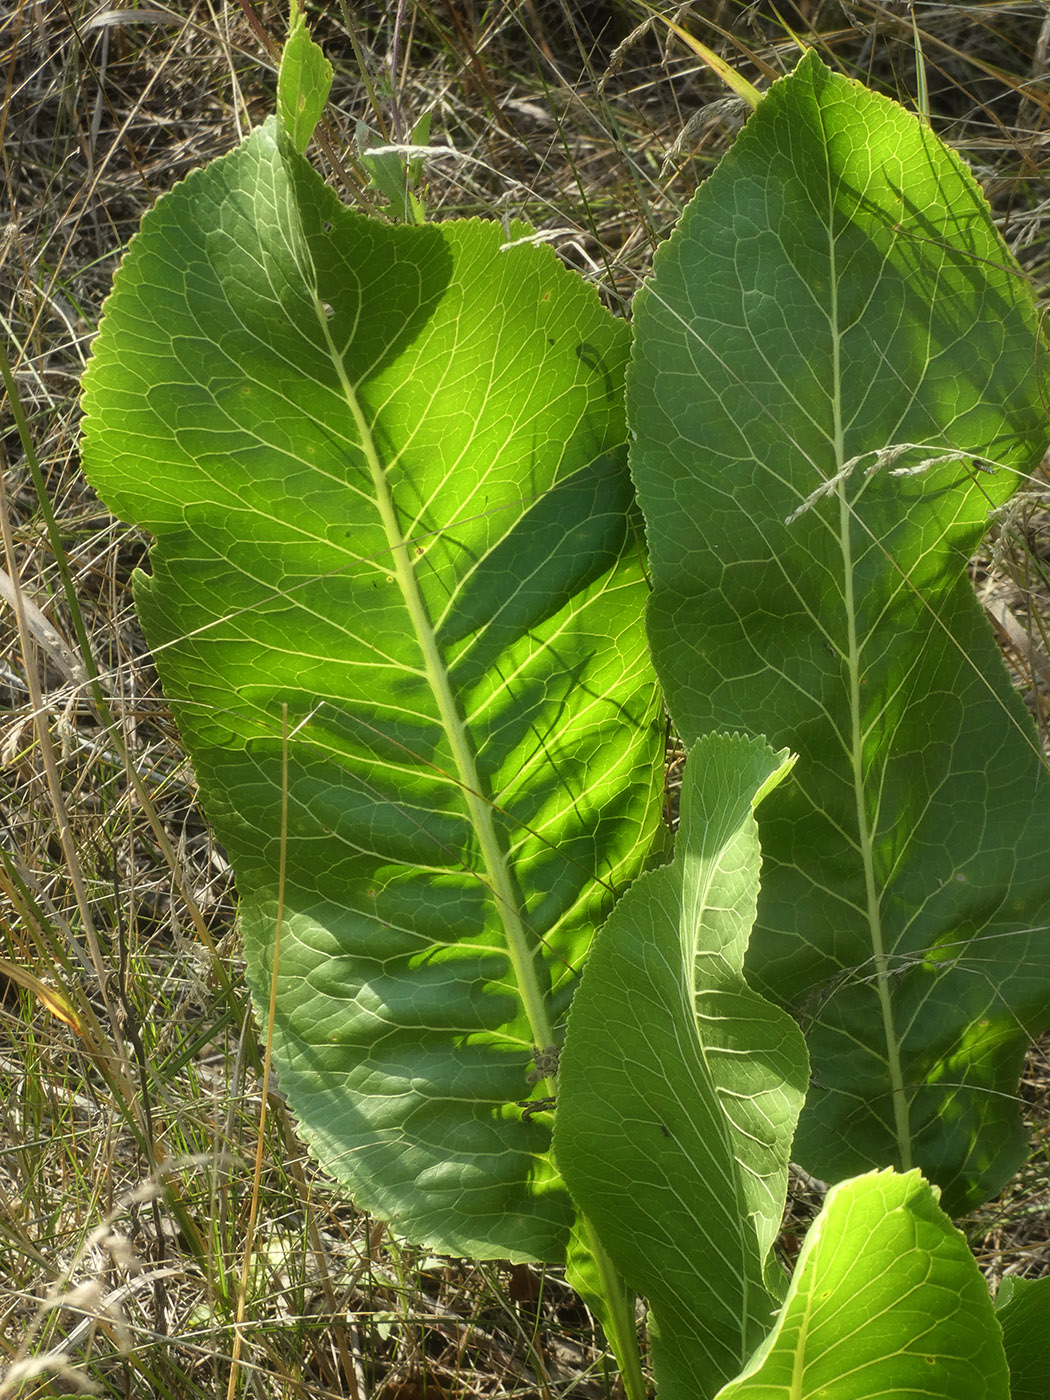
<box><xmin>628</xmin><ymin>49</ymin><xmax>1050</xmax><ymax>1211</ymax></box>
<box><xmin>556</xmin><ymin>734</ymin><xmax>808</xmax><ymax>1399</ymax></box>
<box><xmin>80</xmin><ymin>120</ymin><xmax>663</xmax><ymax>1261</ymax></box>
<box><xmin>716</xmin><ymin>1169</ymin><xmax>1009</xmax><ymax>1400</ymax></box>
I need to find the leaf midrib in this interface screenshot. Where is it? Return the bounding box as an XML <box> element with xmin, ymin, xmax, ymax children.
<box><xmin>315</xmin><ymin>291</ymin><xmax>558</xmax><ymax>1072</ymax></box>
<box><xmin>824</xmin><ymin>144</ymin><xmax>912</xmax><ymax>1166</ymax></box>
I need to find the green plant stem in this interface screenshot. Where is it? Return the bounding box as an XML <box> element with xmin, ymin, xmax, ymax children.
<box><xmin>568</xmin><ymin>1214</ymin><xmax>647</xmax><ymax>1400</ymax></box>
<box><xmin>836</xmin><ymin>486</ymin><xmax>911</xmax><ymax>1167</ymax></box>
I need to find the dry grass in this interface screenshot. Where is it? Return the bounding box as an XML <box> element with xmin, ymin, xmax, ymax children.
<box><xmin>2</xmin><ymin>1</ymin><xmax>1050</xmax><ymax>1395</ymax></box>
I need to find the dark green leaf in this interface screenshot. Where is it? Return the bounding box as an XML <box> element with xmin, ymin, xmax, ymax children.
<box><xmin>629</xmin><ymin>50</ymin><xmax>1050</xmax><ymax>1211</ymax></box>
<box><xmin>995</xmin><ymin>1274</ymin><xmax>1050</xmax><ymax>1400</ymax></box>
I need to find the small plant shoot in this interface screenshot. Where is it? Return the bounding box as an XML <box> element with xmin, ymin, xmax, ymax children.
<box><xmin>80</xmin><ymin>13</ymin><xmax>1050</xmax><ymax>1398</ymax></box>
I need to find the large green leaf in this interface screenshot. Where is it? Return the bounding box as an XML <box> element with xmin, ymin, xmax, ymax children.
<box><xmin>716</xmin><ymin>1169</ymin><xmax>1009</xmax><ymax>1400</ymax></box>
<box><xmin>556</xmin><ymin>734</ymin><xmax>809</xmax><ymax>1399</ymax></box>
<box><xmin>80</xmin><ymin>119</ymin><xmax>663</xmax><ymax>1261</ymax></box>
<box><xmin>628</xmin><ymin>49</ymin><xmax>1050</xmax><ymax>1210</ymax></box>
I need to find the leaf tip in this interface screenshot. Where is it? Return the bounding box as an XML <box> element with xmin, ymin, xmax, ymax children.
<box><xmin>277</xmin><ymin>11</ymin><xmax>333</xmax><ymax>153</ymax></box>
